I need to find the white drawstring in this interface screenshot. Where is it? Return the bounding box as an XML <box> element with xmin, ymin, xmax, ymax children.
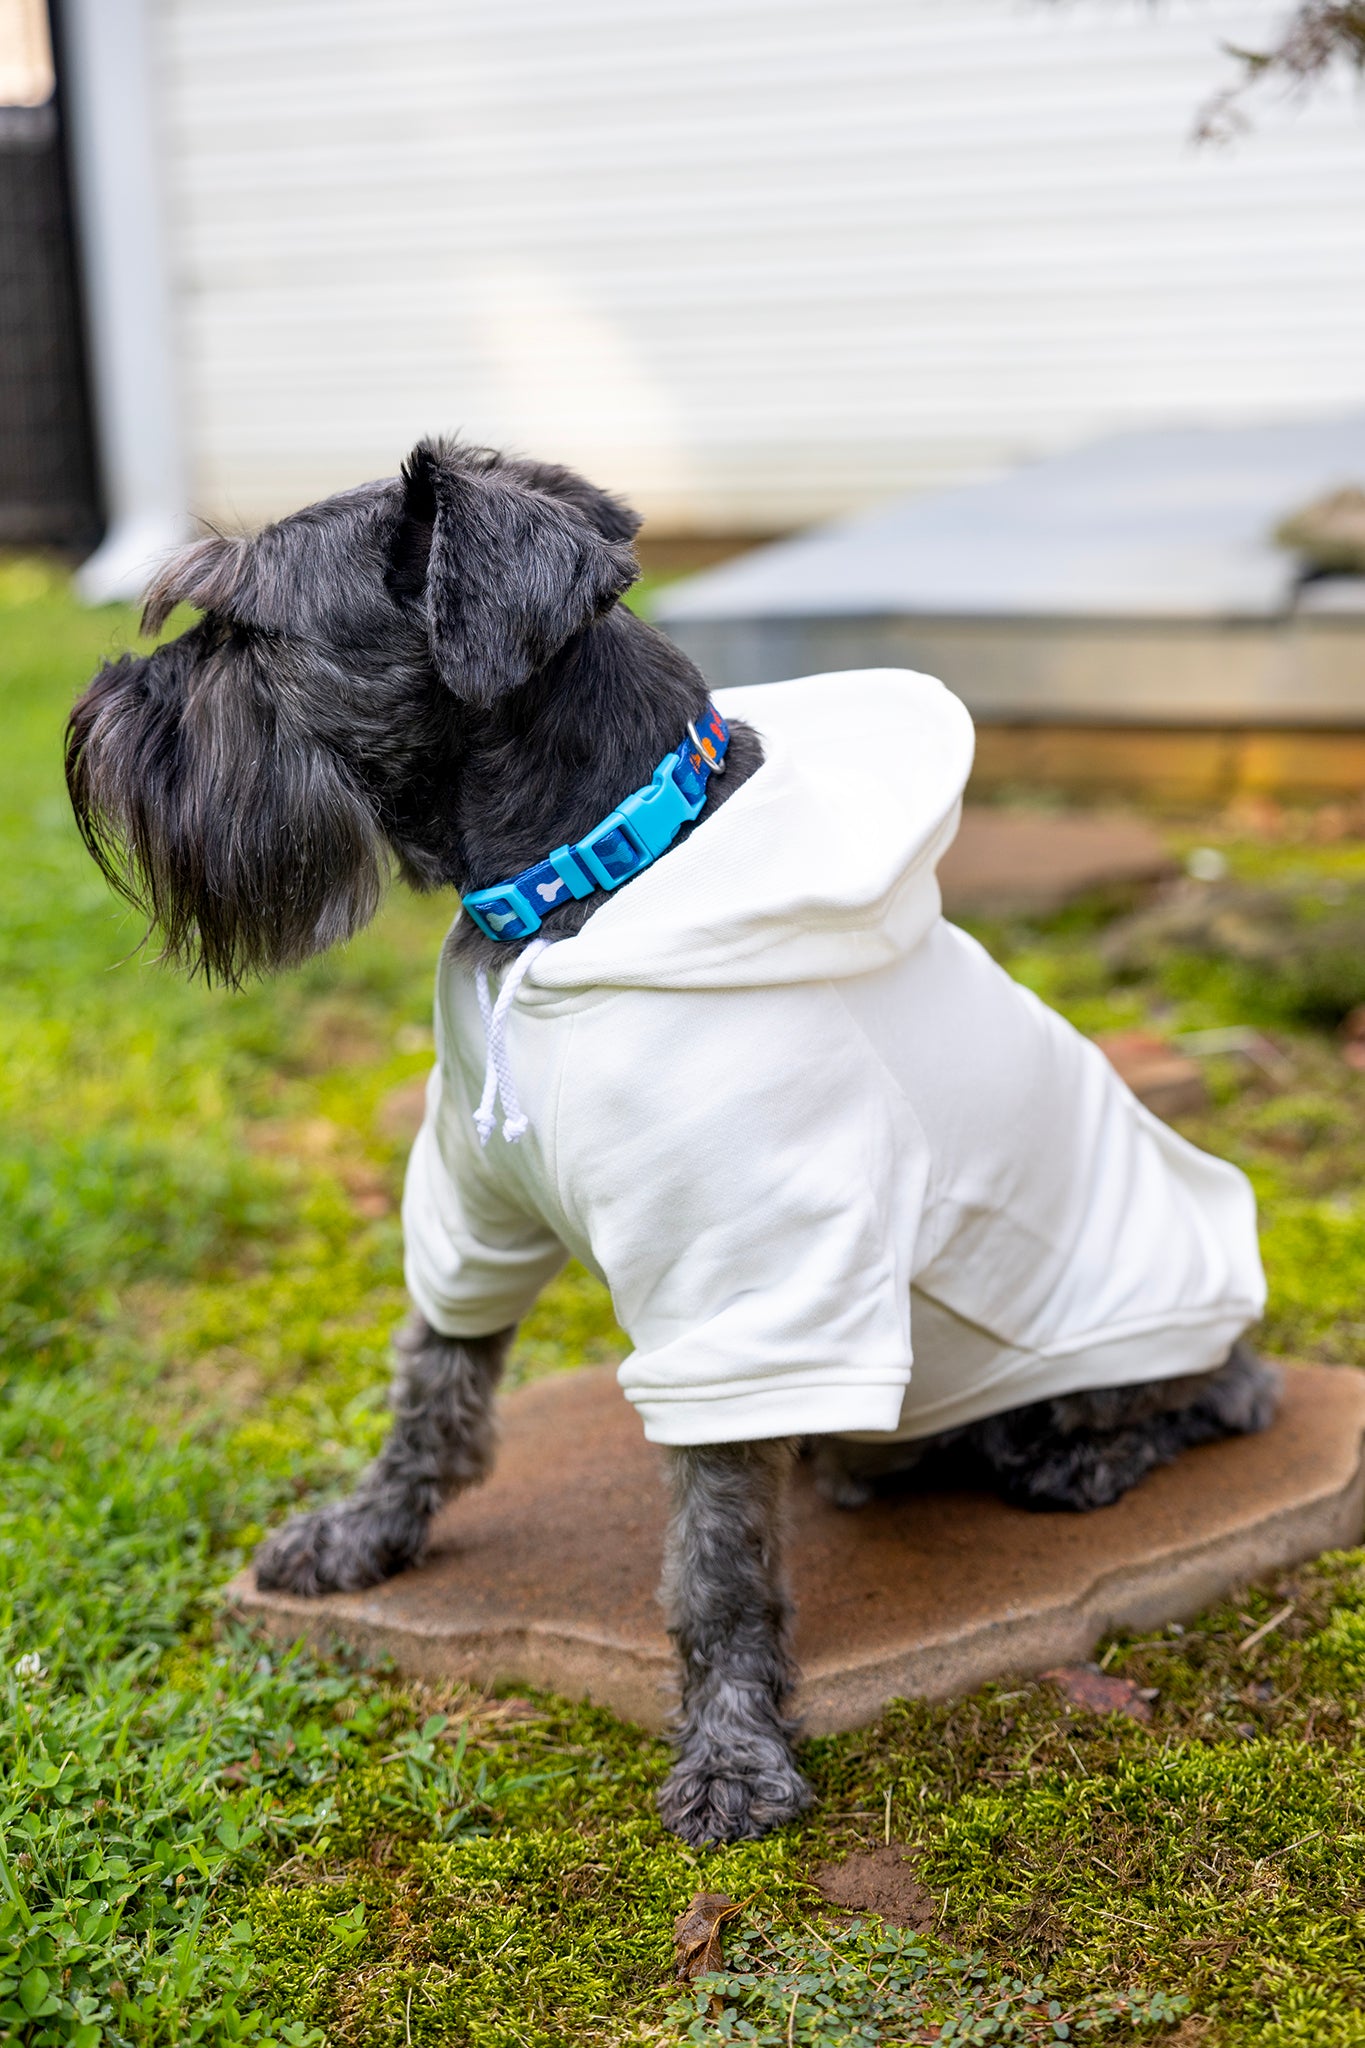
<box><xmin>473</xmin><ymin>939</ymin><xmax>550</xmax><ymax>1146</ymax></box>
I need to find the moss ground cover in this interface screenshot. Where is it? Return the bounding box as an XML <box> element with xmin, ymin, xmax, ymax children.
<box><xmin>7</xmin><ymin>561</ymin><xmax>1365</xmax><ymax>2042</ymax></box>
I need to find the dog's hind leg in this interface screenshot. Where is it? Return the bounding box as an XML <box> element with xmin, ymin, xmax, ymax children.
<box><xmin>656</xmin><ymin>1438</ymin><xmax>815</xmax><ymax>1847</ymax></box>
<box><xmin>253</xmin><ymin>1314</ymin><xmax>510</xmax><ymax>1595</ymax></box>
<box><xmin>970</xmin><ymin>1340</ymin><xmax>1282</xmax><ymax>1512</ymax></box>
<box><xmin>809</xmin><ymin>1428</ymin><xmax>961</xmax><ymax>1509</ymax></box>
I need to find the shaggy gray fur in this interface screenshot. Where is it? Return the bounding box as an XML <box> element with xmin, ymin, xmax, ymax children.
<box><xmin>657</xmin><ymin>1439</ymin><xmax>814</xmax><ymax>1846</ymax></box>
<box><xmin>812</xmin><ymin>1342</ymin><xmax>1282</xmax><ymax>1512</ymax></box>
<box><xmin>253</xmin><ymin>1316</ymin><xmax>510</xmax><ymax>1594</ymax></box>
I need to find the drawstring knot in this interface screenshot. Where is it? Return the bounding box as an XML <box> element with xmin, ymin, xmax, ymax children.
<box><xmin>474</xmin><ymin>939</ymin><xmax>550</xmax><ymax>1146</ymax></box>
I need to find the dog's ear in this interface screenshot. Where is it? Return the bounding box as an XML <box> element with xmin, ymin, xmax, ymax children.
<box><xmin>496</xmin><ymin>457</ymin><xmax>643</xmax><ymax>545</ymax></box>
<box><xmin>395</xmin><ymin>441</ymin><xmax>638</xmax><ymax>704</ymax></box>
<box><xmin>141</xmin><ymin>534</ymin><xmax>252</xmax><ymax>634</ymax></box>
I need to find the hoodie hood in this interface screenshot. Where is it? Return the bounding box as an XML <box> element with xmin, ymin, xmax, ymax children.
<box><xmin>516</xmin><ymin>669</ymin><xmax>975</xmax><ymax>996</ymax></box>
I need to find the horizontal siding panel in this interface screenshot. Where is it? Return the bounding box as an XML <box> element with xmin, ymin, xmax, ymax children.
<box><xmin>152</xmin><ymin>0</ymin><xmax>1365</xmax><ymax>529</ymax></box>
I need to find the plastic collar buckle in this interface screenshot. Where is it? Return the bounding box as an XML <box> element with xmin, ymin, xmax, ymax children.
<box><xmin>462</xmin><ymin>703</ymin><xmax>730</xmax><ymax>941</ymax></box>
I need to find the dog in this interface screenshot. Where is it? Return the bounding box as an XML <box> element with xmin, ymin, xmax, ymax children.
<box><xmin>66</xmin><ymin>439</ymin><xmax>1279</xmax><ymax>1847</ymax></box>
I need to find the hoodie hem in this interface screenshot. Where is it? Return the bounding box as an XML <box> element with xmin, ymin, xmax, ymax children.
<box><xmin>631</xmin><ymin>1377</ymin><xmax>911</xmax><ymax>1446</ymax></box>
<box><xmin>833</xmin><ymin>1305</ymin><xmax>1263</xmax><ymax>1444</ymax></box>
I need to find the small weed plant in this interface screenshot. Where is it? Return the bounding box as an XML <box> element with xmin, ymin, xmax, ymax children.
<box><xmin>668</xmin><ymin>1920</ymin><xmax>1188</xmax><ymax>2044</ymax></box>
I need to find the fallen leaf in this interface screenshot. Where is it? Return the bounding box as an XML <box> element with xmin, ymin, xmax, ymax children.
<box><xmin>814</xmin><ymin>1845</ymin><xmax>938</xmax><ymax>1930</ymax></box>
<box><xmin>1044</xmin><ymin>1663</ymin><xmax>1155</xmax><ymax>1721</ymax></box>
<box><xmin>673</xmin><ymin>1891</ymin><xmax>742</xmax><ymax>1981</ymax></box>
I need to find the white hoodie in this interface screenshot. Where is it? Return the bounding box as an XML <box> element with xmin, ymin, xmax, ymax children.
<box><xmin>403</xmin><ymin>670</ymin><xmax>1265</xmax><ymax>1447</ymax></box>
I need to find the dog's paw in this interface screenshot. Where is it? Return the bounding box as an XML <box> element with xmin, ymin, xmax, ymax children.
<box><xmin>815</xmin><ymin>1468</ymin><xmax>876</xmax><ymax>1510</ymax></box>
<box><xmin>657</xmin><ymin>1752</ymin><xmax>814</xmax><ymax>1847</ymax></box>
<box><xmin>253</xmin><ymin>1499</ymin><xmax>424</xmax><ymax>1596</ymax></box>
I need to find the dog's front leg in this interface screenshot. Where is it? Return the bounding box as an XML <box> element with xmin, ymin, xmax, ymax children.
<box><xmin>253</xmin><ymin>1313</ymin><xmax>509</xmax><ymax>1596</ymax></box>
<box><xmin>656</xmin><ymin>1438</ymin><xmax>813</xmax><ymax>1845</ymax></box>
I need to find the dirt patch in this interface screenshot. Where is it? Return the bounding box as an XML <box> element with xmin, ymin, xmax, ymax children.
<box><xmin>292</xmin><ymin>1002</ymin><xmax>390</xmax><ymax>1073</ymax></box>
<box><xmin>245</xmin><ymin>1114</ymin><xmax>395</xmax><ymax>1217</ymax></box>
<box><xmin>376</xmin><ymin>1076</ymin><xmax>429</xmax><ymax>1146</ymax></box>
<box><xmin>814</xmin><ymin>1845</ymin><xmax>938</xmax><ymax>1930</ymax></box>
<box><xmin>161</xmin><ymin>1349</ymin><xmax>266</xmax><ymax>1417</ymax></box>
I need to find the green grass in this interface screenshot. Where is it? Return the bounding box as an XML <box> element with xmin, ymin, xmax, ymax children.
<box><xmin>9</xmin><ymin>560</ymin><xmax>1365</xmax><ymax>2042</ymax></box>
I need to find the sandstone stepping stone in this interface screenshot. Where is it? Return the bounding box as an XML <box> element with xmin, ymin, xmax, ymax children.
<box><xmin>1092</xmin><ymin>1028</ymin><xmax>1208</xmax><ymax>1120</ymax></box>
<box><xmin>229</xmin><ymin>1362</ymin><xmax>1365</xmax><ymax>1732</ymax></box>
<box><xmin>938</xmin><ymin>806</ymin><xmax>1175</xmax><ymax>917</ymax></box>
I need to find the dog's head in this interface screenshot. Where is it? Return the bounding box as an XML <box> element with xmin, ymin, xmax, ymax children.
<box><xmin>66</xmin><ymin>442</ymin><xmax>640</xmax><ymax>984</ymax></box>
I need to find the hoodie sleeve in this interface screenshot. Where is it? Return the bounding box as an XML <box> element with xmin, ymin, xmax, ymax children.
<box><xmin>402</xmin><ymin>1067</ymin><xmax>569</xmax><ymax>1338</ymax></box>
<box><xmin>556</xmin><ymin>983</ymin><xmax>928</xmax><ymax>1445</ymax></box>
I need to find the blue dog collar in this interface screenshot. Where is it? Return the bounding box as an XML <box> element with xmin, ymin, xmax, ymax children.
<box><xmin>462</xmin><ymin>701</ymin><xmax>730</xmax><ymax>943</ymax></box>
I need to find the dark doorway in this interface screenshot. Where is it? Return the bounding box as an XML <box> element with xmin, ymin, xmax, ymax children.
<box><xmin>0</xmin><ymin>0</ymin><xmax>100</xmax><ymax>549</ymax></box>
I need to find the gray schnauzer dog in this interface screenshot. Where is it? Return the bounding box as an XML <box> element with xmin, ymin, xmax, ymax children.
<box><xmin>66</xmin><ymin>439</ymin><xmax>1279</xmax><ymax>1847</ymax></box>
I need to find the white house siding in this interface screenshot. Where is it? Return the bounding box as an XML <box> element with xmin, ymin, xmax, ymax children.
<box><xmin>152</xmin><ymin>0</ymin><xmax>1365</xmax><ymax>534</ymax></box>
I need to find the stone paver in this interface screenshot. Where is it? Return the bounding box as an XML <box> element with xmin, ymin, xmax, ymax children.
<box><xmin>229</xmin><ymin>1362</ymin><xmax>1365</xmax><ymax>1734</ymax></box>
<box><xmin>938</xmin><ymin>806</ymin><xmax>1174</xmax><ymax>916</ymax></box>
<box><xmin>1092</xmin><ymin>1028</ymin><xmax>1208</xmax><ymax>1119</ymax></box>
